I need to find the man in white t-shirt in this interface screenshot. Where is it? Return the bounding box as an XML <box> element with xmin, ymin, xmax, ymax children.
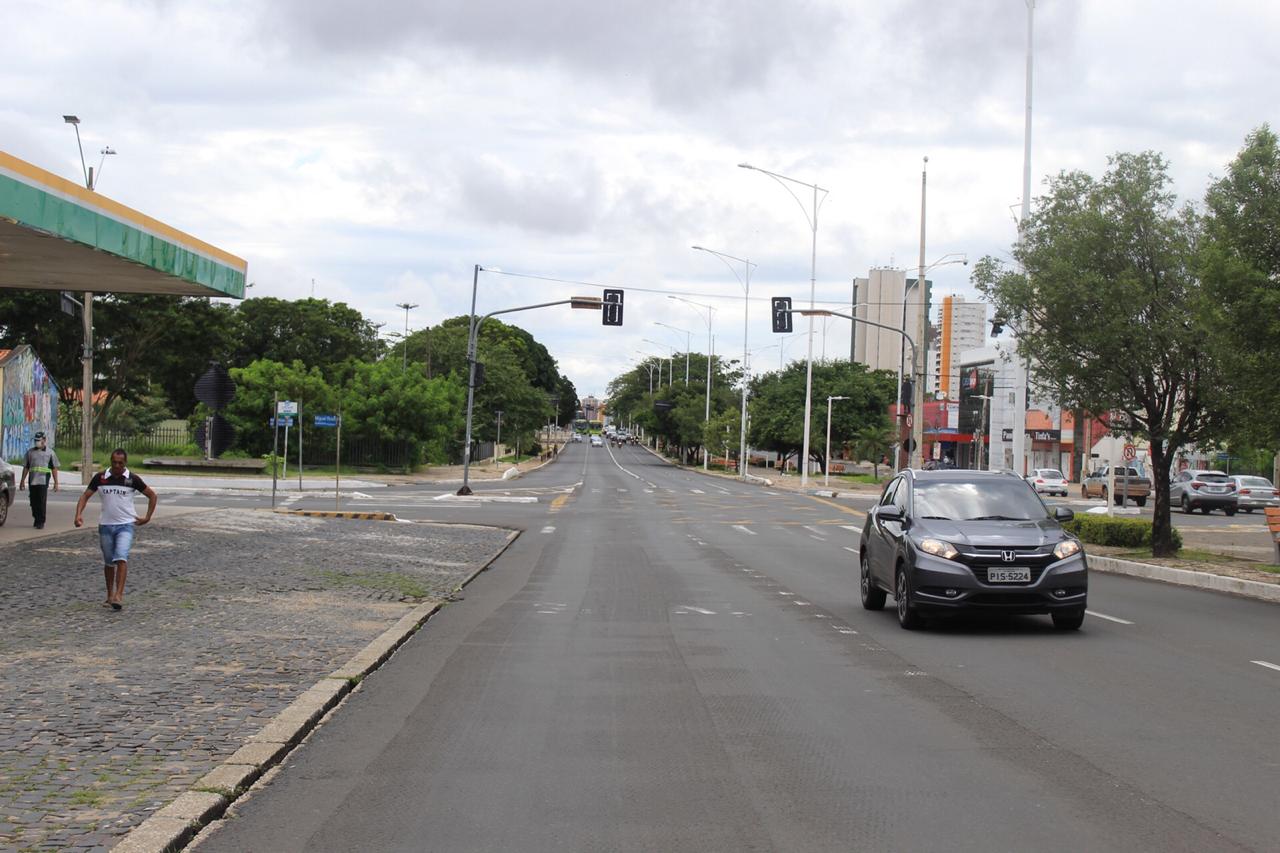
<box><xmin>74</xmin><ymin>449</ymin><xmax>158</xmax><ymax>611</ymax></box>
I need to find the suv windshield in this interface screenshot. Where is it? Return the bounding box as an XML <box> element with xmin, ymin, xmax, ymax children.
<box><xmin>913</xmin><ymin>479</ymin><xmax>1050</xmax><ymax>521</ymax></box>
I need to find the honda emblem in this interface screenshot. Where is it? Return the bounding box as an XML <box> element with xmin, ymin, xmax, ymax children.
<box><xmin>1001</xmin><ymin>549</ymin><xmax>1017</xmax><ymax>562</ymax></box>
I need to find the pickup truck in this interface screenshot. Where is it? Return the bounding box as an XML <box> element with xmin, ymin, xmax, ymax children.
<box><xmin>1081</xmin><ymin>465</ymin><xmax>1151</xmax><ymax>507</ymax></box>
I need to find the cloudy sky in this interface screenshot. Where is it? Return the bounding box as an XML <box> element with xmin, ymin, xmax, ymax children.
<box><xmin>4</xmin><ymin>0</ymin><xmax>1277</xmax><ymax>397</ymax></box>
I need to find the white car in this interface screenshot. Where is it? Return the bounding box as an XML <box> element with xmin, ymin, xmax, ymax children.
<box><xmin>1230</xmin><ymin>475</ymin><xmax>1279</xmax><ymax>512</ymax></box>
<box><xmin>1027</xmin><ymin>468</ymin><xmax>1069</xmax><ymax>497</ymax></box>
<box><xmin>590</xmin><ymin>435</ymin><xmax>603</xmax><ymax>447</ymax></box>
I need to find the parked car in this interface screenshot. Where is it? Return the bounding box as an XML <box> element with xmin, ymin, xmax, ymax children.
<box><xmin>859</xmin><ymin>469</ymin><xmax>1087</xmax><ymax>631</ymax></box>
<box><xmin>1027</xmin><ymin>468</ymin><xmax>1069</xmax><ymax>497</ymax></box>
<box><xmin>1229</xmin><ymin>475</ymin><xmax>1279</xmax><ymax>512</ymax></box>
<box><xmin>1169</xmin><ymin>469</ymin><xmax>1237</xmax><ymax>515</ymax></box>
<box><xmin>0</xmin><ymin>458</ymin><xmax>14</xmax><ymax>526</ymax></box>
<box><xmin>1081</xmin><ymin>466</ymin><xmax>1151</xmax><ymax>506</ymax></box>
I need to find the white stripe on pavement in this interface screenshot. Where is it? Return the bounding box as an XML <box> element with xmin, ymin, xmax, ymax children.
<box><xmin>1086</xmin><ymin>610</ymin><xmax>1134</xmax><ymax>625</ymax></box>
<box><xmin>732</xmin><ymin>525</ymin><xmax>757</xmax><ymax>535</ymax></box>
<box><xmin>541</xmin><ymin>526</ymin><xmax>556</xmax><ymax>534</ymax></box>
<box><xmin>1251</xmin><ymin>660</ymin><xmax>1280</xmax><ymax>673</ymax></box>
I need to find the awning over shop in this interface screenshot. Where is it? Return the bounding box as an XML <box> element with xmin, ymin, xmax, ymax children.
<box><xmin>0</xmin><ymin>150</ymin><xmax>246</xmax><ymax>298</ymax></box>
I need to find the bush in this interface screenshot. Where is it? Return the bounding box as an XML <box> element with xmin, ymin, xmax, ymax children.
<box><xmin>1063</xmin><ymin>515</ymin><xmax>1183</xmax><ymax>550</ymax></box>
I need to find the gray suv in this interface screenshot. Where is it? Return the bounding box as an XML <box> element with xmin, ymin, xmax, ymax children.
<box><xmin>0</xmin><ymin>458</ymin><xmax>14</xmax><ymax>527</ymax></box>
<box><xmin>1169</xmin><ymin>469</ymin><xmax>1237</xmax><ymax>515</ymax></box>
<box><xmin>860</xmin><ymin>469</ymin><xmax>1088</xmax><ymax>630</ymax></box>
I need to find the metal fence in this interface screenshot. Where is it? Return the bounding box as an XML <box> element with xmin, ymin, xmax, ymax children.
<box><xmin>55</xmin><ymin>425</ymin><xmax>196</xmax><ymax>456</ymax></box>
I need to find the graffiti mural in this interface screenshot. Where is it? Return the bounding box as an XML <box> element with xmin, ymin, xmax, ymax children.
<box><xmin>1</xmin><ymin>346</ymin><xmax>60</xmax><ymax>462</ymax></box>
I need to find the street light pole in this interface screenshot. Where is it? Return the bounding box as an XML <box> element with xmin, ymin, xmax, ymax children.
<box><xmin>395</xmin><ymin>302</ymin><xmax>417</xmax><ymax>373</ymax></box>
<box><xmin>912</xmin><ymin>157</ymin><xmax>929</xmax><ymax>470</ymax></box>
<box><xmin>1010</xmin><ymin>0</ymin><xmax>1036</xmax><ymax>476</ymax></box>
<box><xmin>740</xmin><ymin>163</ymin><xmax>828</xmax><ymax>486</ymax></box>
<box><xmin>654</xmin><ymin>322</ymin><xmax>693</xmax><ymax>383</ymax></box>
<box><xmin>825</xmin><ymin>395</ymin><xmax>849</xmax><ymax>486</ymax></box>
<box><xmin>669</xmin><ymin>295</ymin><xmax>716</xmax><ymax>471</ymax></box>
<box><xmin>691</xmin><ymin>245</ymin><xmax>756</xmax><ymax>480</ymax></box>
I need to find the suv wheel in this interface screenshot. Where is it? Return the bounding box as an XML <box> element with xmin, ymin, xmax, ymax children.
<box><xmin>1101</xmin><ymin>487</ymin><xmax>1108</xmax><ymax>504</ymax></box>
<box><xmin>860</xmin><ymin>551</ymin><xmax>885</xmax><ymax>611</ymax></box>
<box><xmin>1052</xmin><ymin>607</ymin><xmax>1085</xmax><ymax>630</ymax></box>
<box><xmin>0</xmin><ymin>490</ymin><xmax>9</xmax><ymax>527</ymax></box>
<box><xmin>895</xmin><ymin>568</ymin><xmax>923</xmax><ymax>630</ymax></box>
<box><xmin>1224</xmin><ymin>507</ymin><xmax>1236</xmax><ymax>516</ymax></box>
<box><xmin>1181</xmin><ymin>495</ymin><xmax>1192</xmax><ymax>514</ymax></box>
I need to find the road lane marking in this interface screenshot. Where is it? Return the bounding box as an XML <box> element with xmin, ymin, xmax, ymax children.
<box><xmin>675</xmin><ymin>606</ymin><xmax>717</xmax><ymax>615</ymax></box>
<box><xmin>540</xmin><ymin>526</ymin><xmax>556</xmax><ymax>534</ymax></box>
<box><xmin>803</xmin><ymin>526</ymin><xmax>826</xmax><ymax>537</ymax></box>
<box><xmin>841</xmin><ymin>525</ymin><xmax>862</xmax><ymax>532</ymax></box>
<box><xmin>732</xmin><ymin>525</ymin><xmax>757</xmax><ymax>535</ymax></box>
<box><xmin>843</xmin><ymin>546</ymin><xmax>858</xmax><ymax>553</ymax></box>
<box><xmin>1252</xmin><ymin>660</ymin><xmax>1280</xmax><ymax>673</ymax></box>
<box><xmin>1085</xmin><ymin>610</ymin><xmax>1134</xmax><ymax>625</ymax></box>
<box><xmin>690</xmin><ymin>488</ymin><xmax>705</xmax><ymax>494</ymax></box>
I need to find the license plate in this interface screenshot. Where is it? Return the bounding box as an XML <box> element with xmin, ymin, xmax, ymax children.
<box><xmin>987</xmin><ymin>567</ymin><xmax>1031</xmax><ymax>583</ymax></box>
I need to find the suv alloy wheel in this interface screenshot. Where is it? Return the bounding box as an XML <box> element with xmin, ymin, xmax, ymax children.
<box><xmin>895</xmin><ymin>568</ymin><xmax>923</xmax><ymax>630</ymax></box>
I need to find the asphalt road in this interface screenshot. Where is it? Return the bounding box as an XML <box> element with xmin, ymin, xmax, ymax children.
<box><xmin>192</xmin><ymin>441</ymin><xmax>1279</xmax><ymax>852</ymax></box>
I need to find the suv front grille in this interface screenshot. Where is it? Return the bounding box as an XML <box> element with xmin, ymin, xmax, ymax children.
<box><xmin>956</xmin><ymin>545</ymin><xmax>1057</xmax><ymax>584</ymax></box>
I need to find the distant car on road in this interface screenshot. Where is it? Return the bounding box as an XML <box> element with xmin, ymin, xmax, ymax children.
<box><xmin>1027</xmin><ymin>468</ymin><xmax>1068</xmax><ymax>497</ymax></box>
<box><xmin>859</xmin><ymin>468</ymin><xmax>1087</xmax><ymax>631</ymax></box>
<box><xmin>0</xmin><ymin>458</ymin><xmax>14</xmax><ymax>526</ymax></box>
<box><xmin>1169</xmin><ymin>469</ymin><xmax>1237</xmax><ymax>515</ymax></box>
<box><xmin>590</xmin><ymin>435</ymin><xmax>603</xmax><ymax>447</ymax></box>
<box><xmin>1081</xmin><ymin>466</ymin><xmax>1150</xmax><ymax>507</ymax></box>
<box><xmin>1230</xmin><ymin>475</ymin><xmax>1279</xmax><ymax>513</ymax></box>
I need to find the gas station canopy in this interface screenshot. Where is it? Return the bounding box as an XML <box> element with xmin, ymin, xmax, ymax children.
<box><xmin>0</xmin><ymin>150</ymin><xmax>246</xmax><ymax>298</ymax></box>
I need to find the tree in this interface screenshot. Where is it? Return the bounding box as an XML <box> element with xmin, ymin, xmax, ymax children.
<box><xmin>1201</xmin><ymin>125</ymin><xmax>1280</xmax><ymax>453</ymax></box>
<box><xmin>341</xmin><ymin>361</ymin><xmax>465</xmax><ymax>465</ymax></box>
<box><xmin>221</xmin><ymin>359</ymin><xmax>336</xmax><ymax>457</ymax></box>
<box><xmin>229</xmin><ymin>297</ymin><xmax>382</xmax><ymax>377</ymax></box>
<box><xmin>851</xmin><ymin>423</ymin><xmax>895</xmax><ymax>478</ymax></box>
<box><xmin>973</xmin><ymin>151</ymin><xmax>1227</xmax><ymax>557</ymax></box>
<box><xmin>748</xmin><ymin>360</ymin><xmax>896</xmax><ymax>473</ymax></box>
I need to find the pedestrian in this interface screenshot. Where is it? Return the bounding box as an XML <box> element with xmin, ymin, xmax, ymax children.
<box><xmin>74</xmin><ymin>449</ymin><xmax>158</xmax><ymax>611</ymax></box>
<box><xmin>19</xmin><ymin>430</ymin><xmax>60</xmax><ymax>529</ymax></box>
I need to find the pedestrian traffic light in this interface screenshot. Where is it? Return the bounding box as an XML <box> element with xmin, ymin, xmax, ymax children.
<box><xmin>990</xmin><ymin>316</ymin><xmax>1006</xmax><ymax>336</ymax></box>
<box><xmin>602</xmin><ymin>289</ymin><xmax>624</xmax><ymax>326</ymax></box>
<box><xmin>771</xmin><ymin>297</ymin><xmax>793</xmax><ymax>333</ymax></box>
<box><xmin>472</xmin><ymin>361</ymin><xmax>485</xmax><ymax>387</ymax></box>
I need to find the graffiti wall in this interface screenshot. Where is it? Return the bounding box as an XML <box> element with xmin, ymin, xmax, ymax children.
<box><xmin>1</xmin><ymin>346</ymin><xmax>60</xmax><ymax>462</ymax></box>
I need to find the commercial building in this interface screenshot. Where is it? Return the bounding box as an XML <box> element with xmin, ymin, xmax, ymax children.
<box><xmin>931</xmin><ymin>296</ymin><xmax>988</xmax><ymax>397</ymax></box>
<box><xmin>851</xmin><ymin>268</ymin><xmax>931</xmax><ymax>378</ymax></box>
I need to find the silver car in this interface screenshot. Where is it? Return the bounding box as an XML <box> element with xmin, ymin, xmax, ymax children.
<box><xmin>0</xmin><ymin>458</ymin><xmax>14</xmax><ymax>527</ymax></box>
<box><xmin>1169</xmin><ymin>469</ymin><xmax>1237</xmax><ymax>515</ymax></box>
<box><xmin>1027</xmin><ymin>468</ymin><xmax>1069</xmax><ymax>497</ymax></box>
<box><xmin>1229</xmin><ymin>475</ymin><xmax>1279</xmax><ymax>513</ymax></box>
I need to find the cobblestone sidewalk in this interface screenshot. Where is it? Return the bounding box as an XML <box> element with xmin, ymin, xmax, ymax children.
<box><xmin>0</xmin><ymin>510</ymin><xmax>514</xmax><ymax>851</ymax></box>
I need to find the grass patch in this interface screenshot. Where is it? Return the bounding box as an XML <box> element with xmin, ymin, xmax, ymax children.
<box><xmin>69</xmin><ymin>789</ymin><xmax>106</xmax><ymax>806</ymax></box>
<box><xmin>319</xmin><ymin>570</ymin><xmax>429</xmax><ymax>599</ymax></box>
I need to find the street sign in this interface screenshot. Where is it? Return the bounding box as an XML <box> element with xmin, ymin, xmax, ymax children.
<box><xmin>270</xmin><ymin>417</ymin><xmax>294</xmax><ymax>427</ymax></box>
<box><xmin>277</xmin><ymin>400</ymin><xmax>298</xmax><ymax>416</ymax></box>
<box><xmin>602</xmin><ymin>289</ymin><xmax>624</xmax><ymax>326</ymax></box>
<box><xmin>1123</xmin><ymin>443</ymin><xmax>1137</xmax><ymax>461</ymax></box>
<box><xmin>314</xmin><ymin>414</ymin><xmax>339</xmax><ymax>428</ymax></box>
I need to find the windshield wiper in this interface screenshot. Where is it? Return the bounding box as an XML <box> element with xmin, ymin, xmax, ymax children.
<box><xmin>919</xmin><ymin>515</ymin><xmax>952</xmax><ymax>520</ymax></box>
<box><xmin>967</xmin><ymin>514</ymin><xmax>1022</xmax><ymax>521</ymax></box>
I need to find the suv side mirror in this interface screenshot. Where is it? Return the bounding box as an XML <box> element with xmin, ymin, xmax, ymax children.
<box><xmin>1054</xmin><ymin>506</ymin><xmax>1075</xmax><ymax>522</ymax></box>
<box><xmin>877</xmin><ymin>505</ymin><xmax>904</xmax><ymax>523</ymax></box>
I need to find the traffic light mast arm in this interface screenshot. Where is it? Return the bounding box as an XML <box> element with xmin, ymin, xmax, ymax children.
<box><xmin>790</xmin><ymin>308</ymin><xmax>918</xmax><ymax>390</ymax></box>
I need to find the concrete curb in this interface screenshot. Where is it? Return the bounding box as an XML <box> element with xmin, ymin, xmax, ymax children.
<box><xmin>118</xmin><ymin>526</ymin><xmax>521</xmax><ymax>853</ymax></box>
<box><xmin>1088</xmin><ymin>554</ymin><xmax>1280</xmax><ymax>604</ymax></box>
<box><xmin>271</xmin><ymin>509</ymin><xmax>399</xmax><ymax>521</ymax></box>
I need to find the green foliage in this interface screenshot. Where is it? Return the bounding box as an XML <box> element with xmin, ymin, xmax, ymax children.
<box><xmin>748</xmin><ymin>360</ymin><xmax>896</xmax><ymax>470</ymax></box>
<box><xmin>341</xmin><ymin>360</ymin><xmax>465</xmax><ymax>465</ymax></box>
<box><xmin>223</xmin><ymin>360</ymin><xmax>337</xmax><ymax>457</ymax></box>
<box><xmin>851</xmin><ymin>422</ymin><xmax>896</xmax><ymax>477</ymax></box>
<box><xmin>229</xmin><ymin>297</ymin><xmax>382</xmax><ymax>375</ymax></box>
<box><xmin>1063</xmin><ymin>516</ymin><xmax>1183</xmax><ymax>551</ymax></box>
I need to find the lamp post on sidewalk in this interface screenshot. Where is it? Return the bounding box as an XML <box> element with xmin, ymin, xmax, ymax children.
<box><xmin>740</xmin><ymin>162</ymin><xmax>828</xmax><ymax>486</ymax></box>
<box><xmin>692</xmin><ymin>245</ymin><xmax>756</xmax><ymax>480</ymax></box>
<box><xmin>642</xmin><ymin>339</ymin><xmax>676</xmax><ymax>387</ymax></box>
<box><xmin>654</xmin><ymin>322</ymin><xmax>693</xmax><ymax>383</ymax></box>
<box><xmin>825</xmin><ymin>396</ymin><xmax>849</xmax><ymax>487</ymax></box>
<box><xmin>395</xmin><ymin>302</ymin><xmax>418</xmax><ymax>372</ymax></box>
<box><xmin>668</xmin><ymin>295</ymin><xmax>716</xmax><ymax>471</ymax></box>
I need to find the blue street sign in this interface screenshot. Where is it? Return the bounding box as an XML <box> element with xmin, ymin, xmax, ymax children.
<box><xmin>314</xmin><ymin>414</ymin><xmax>339</xmax><ymax>428</ymax></box>
<box><xmin>270</xmin><ymin>417</ymin><xmax>294</xmax><ymax>427</ymax></box>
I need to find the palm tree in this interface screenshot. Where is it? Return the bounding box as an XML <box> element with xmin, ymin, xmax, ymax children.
<box><xmin>851</xmin><ymin>423</ymin><xmax>895</xmax><ymax>479</ymax></box>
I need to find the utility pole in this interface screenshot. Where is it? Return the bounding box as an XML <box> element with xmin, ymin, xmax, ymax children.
<box><xmin>395</xmin><ymin>302</ymin><xmax>418</xmax><ymax>372</ymax></box>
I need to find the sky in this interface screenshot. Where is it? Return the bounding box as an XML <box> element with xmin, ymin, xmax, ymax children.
<box><xmin>4</xmin><ymin>0</ymin><xmax>1277</xmax><ymax>399</ymax></box>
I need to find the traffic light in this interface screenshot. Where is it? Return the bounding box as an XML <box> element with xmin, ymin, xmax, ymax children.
<box><xmin>990</xmin><ymin>316</ymin><xmax>1006</xmax><ymax>336</ymax></box>
<box><xmin>471</xmin><ymin>361</ymin><xmax>485</xmax><ymax>387</ymax></box>
<box><xmin>602</xmin><ymin>289</ymin><xmax>624</xmax><ymax>326</ymax></box>
<box><xmin>771</xmin><ymin>297</ymin><xmax>793</xmax><ymax>333</ymax></box>
<box><xmin>900</xmin><ymin>379</ymin><xmax>913</xmax><ymax>407</ymax></box>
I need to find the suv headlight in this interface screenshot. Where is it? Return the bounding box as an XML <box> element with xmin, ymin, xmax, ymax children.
<box><xmin>1053</xmin><ymin>539</ymin><xmax>1081</xmax><ymax>560</ymax></box>
<box><xmin>917</xmin><ymin>538</ymin><xmax>959</xmax><ymax>560</ymax></box>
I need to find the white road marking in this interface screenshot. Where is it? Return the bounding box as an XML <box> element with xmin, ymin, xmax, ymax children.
<box><xmin>717</xmin><ymin>488</ymin><xmax>731</xmax><ymax>495</ymax></box>
<box><xmin>793</xmin><ymin>600</ymin><xmax>812</xmax><ymax>606</ymax></box>
<box><xmin>690</xmin><ymin>488</ymin><xmax>705</xmax><ymax>494</ymax></box>
<box><xmin>1252</xmin><ymin>660</ymin><xmax>1280</xmax><ymax>673</ymax></box>
<box><xmin>433</xmin><ymin>494</ymin><xmax>537</xmax><ymax>503</ymax></box>
<box><xmin>833</xmin><ymin>626</ymin><xmax>858</xmax><ymax>635</ymax></box>
<box><xmin>732</xmin><ymin>525</ymin><xmax>757</xmax><ymax>535</ymax></box>
<box><xmin>803</xmin><ymin>525</ymin><xmax>825</xmax><ymax>536</ymax></box>
<box><xmin>676</xmin><ymin>606</ymin><xmax>717</xmax><ymax>615</ymax></box>
<box><xmin>540</xmin><ymin>526</ymin><xmax>556</xmax><ymax>534</ymax></box>
<box><xmin>617</xmin><ymin>488</ymin><xmax>628</xmax><ymax>492</ymax></box>
<box><xmin>843</xmin><ymin>546</ymin><xmax>858</xmax><ymax>553</ymax></box>
<box><xmin>777</xmin><ymin>591</ymin><xmax>794</xmax><ymax>597</ymax></box>
<box><xmin>1086</xmin><ymin>610</ymin><xmax>1134</xmax><ymax>625</ymax></box>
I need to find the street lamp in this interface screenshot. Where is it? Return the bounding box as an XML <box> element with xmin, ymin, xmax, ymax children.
<box><xmin>692</xmin><ymin>245</ymin><xmax>756</xmax><ymax>480</ymax></box>
<box><xmin>825</xmin><ymin>396</ymin><xmax>849</xmax><ymax>487</ymax></box>
<box><xmin>668</xmin><ymin>295</ymin><xmax>716</xmax><ymax>471</ymax></box>
<box><xmin>894</xmin><ymin>252</ymin><xmax>967</xmax><ymax>469</ymax></box>
<box><xmin>641</xmin><ymin>339</ymin><xmax>676</xmax><ymax>387</ymax></box>
<box><xmin>740</xmin><ymin>162</ymin><xmax>828</xmax><ymax>486</ymax></box>
<box><xmin>654</xmin><ymin>321</ymin><xmax>692</xmax><ymax>383</ymax></box>
<box><xmin>395</xmin><ymin>302</ymin><xmax>418</xmax><ymax>372</ymax></box>
<box><xmin>635</xmin><ymin>351</ymin><xmax>664</xmax><ymax>389</ymax></box>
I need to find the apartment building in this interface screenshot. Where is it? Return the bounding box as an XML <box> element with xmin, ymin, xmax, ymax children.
<box><xmin>931</xmin><ymin>296</ymin><xmax>988</xmax><ymax>397</ymax></box>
